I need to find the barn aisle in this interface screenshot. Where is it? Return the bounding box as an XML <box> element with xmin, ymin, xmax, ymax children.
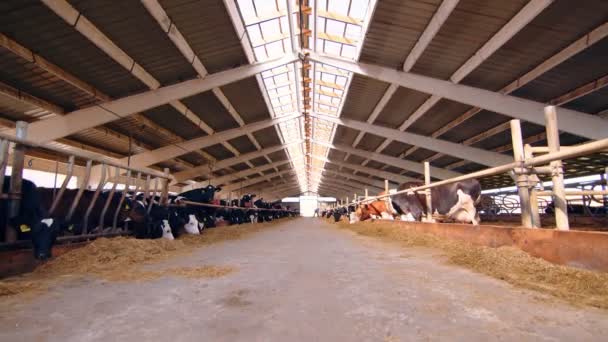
<box><xmin>1</xmin><ymin>218</ymin><xmax>608</xmax><ymax>341</ymax></box>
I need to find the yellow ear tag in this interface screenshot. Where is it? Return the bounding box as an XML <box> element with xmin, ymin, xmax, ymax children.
<box><xmin>68</xmin><ymin>224</ymin><xmax>74</xmax><ymax>231</ymax></box>
<box><xmin>19</xmin><ymin>224</ymin><xmax>31</xmax><ymax>233</ymax></box>
<box><xmin>125</xmin><ymin>204</ymin><xmax>130</xmax><ymax>210</ymax></box>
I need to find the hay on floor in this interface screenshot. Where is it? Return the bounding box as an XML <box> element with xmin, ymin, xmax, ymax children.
<box><xmin>336</xmin><ymin>220</ymin><xmax>608</xmax><ymax>310</ymax></box>
<box><xmin>0</xmin><ymin>218</ymin><xmax>292</xmax><ymax>297</ymax></box>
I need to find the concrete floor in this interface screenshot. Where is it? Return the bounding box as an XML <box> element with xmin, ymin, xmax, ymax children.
<box><xmin>1</xmin><ymin>218</ymin><xmax>608</xmax><ymax>341</ymax></box>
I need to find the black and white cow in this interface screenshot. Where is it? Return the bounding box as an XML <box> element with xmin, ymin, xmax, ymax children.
<box><xmin>177</xmin><ymin>185</ymin><xmax>222</xmax><ymax>228</ymax></box>
<box><xmin>1</xmin><ymin>176</ymin><xmax>58</xmax><ymax>259</ymax></box>
<box><xmin>391</xmin><ymin>180</ymin><xmax>482</xmax><ymax>225</ymax></box>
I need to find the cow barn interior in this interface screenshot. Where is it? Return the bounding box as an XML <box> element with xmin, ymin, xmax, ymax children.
<box><xmin>1</xmin><ymin>0</ymin><xmax>608</xmax><ymax>340</ymax></box>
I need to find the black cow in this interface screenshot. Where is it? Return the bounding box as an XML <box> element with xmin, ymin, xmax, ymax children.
<box><xmin>37</xmin><ymin>189</ymin><xmax>135</xmax><ymax>236</ymax></box>
<box><xmin>241</xmin><ymin>194</ymin><xmax>257</xmax><ymax>224</ymax></box>
<box><xmin>177</xmin><ymin>185</ymin><xmax>222</xmax><ymax>228</ymax></box>
<box><xmin>391</xmin><ymin>180</ymin><xmax>481</xmax><ymax>224</ymax></box>
<box><xmin>254</xmin><ymin>198</ymin><xmax>273</xmax><ymax>222</ymax></box>
<box><xmin>1</xmin><ymin>176</ymin><xmax>58</xmax><ymax>259</ymax></box>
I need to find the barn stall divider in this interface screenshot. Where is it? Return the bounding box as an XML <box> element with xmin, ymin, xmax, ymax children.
<box><xmin>324</xmin><ymin>106</ymin><xmax>608</xmax><ymax>271</ymax></box>
<box><xmin>0</xmin><ymin>122</ymin><xmax>172</xmax><ymax>247</ymax></box>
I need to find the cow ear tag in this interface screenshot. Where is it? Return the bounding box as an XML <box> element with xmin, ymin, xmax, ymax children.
<box><xmin>125</xmin><ymin>204</ymin><xmax>130</xmax><ymax>210</ymax></box>
<box><xmin>19</xmin><ymin>224</ymin><xmax>31</xmax><ymax>233</ymax></box>
<box><xmin>68</xmin><ymin>224</ymin><xmax>74</xmax><ymax>231</ymax></box>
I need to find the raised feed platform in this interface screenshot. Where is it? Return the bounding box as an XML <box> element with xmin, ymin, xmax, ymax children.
<box><xmin>0</xmin><ymin>242</ymin><xmax>85</xmax><ymax>278</ymax></box>
<box><xmin>367</xmin><ymin>220</ymin><xmax>608</xmax><ymax>273</ymax></box>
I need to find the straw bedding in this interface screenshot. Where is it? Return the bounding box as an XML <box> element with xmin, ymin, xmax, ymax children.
<box><xmin>0</xmin><ymin>219</ymin><xmax>292</xmax><ymax>298</ymax></box>
<box><xmin>335</xmin><ymin>220</ymin><xmax>608</xmax><ymax>309</ymax></box>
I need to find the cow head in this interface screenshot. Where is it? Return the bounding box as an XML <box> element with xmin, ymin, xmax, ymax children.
<box><xmin>199</xmin><ymin>185</ymin><xmax>221</xmax><ymax>203</ymax></box>
<box><xmin>9</xmin><ymin>214</ymin><xmax>59</xmax><ymax>260</ymax></box>
<box><xmin>161</xmin><ymin>220</ymin><xmax>175</xmax><ymax>240</ymax></box>
<box><xmin>30</xmin><ymin>218</ymin><xmax>59</xmax><ymax>260</ymax></box>
<box><xmin>183</xmin><ymin>214</ymin><xmax>201</xmax><ymax>235</ymax></box>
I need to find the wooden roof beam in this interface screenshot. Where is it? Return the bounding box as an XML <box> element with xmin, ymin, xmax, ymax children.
<box><xmin>428</xmin><ymin>71</ymin><xmax>608</xmax><ymax>170</ymax></box>
<box><xmin>402</xmin><ymin>20</ymin><xmax>608</xmax><ymax>159</ymax></box>
<box><xmin>308</xmin><ymin>52</ymin><xmax>608</xmax><ymax>140</ymax></box>
<box><xmin>125</xmin><ymin>114</ymin><xmax>300</xmax><ymax>168</ymax></box>
<box><xmin>310</xmin><ymin>113</ymin><xmax>512</xmax><ymax>166</ymax></box>
<box><xmin>17</xmin><ymin>54</ymin><xmax>296</xmax><ymax>143</ymax></box>
<box><xmin>350</xmin><ymin>0</ymin><xmax>459</xmax><ymax>161</ymax></box>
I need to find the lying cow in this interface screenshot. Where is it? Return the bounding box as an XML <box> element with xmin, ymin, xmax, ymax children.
<box><xmin>391</xmin><ymin>180</ymin><xmax>481</xmax><ymax>225</ymax></box>
<box><xmin>350</xmin><ymin>191</ymin><xmax>397</xmax><ymax>223</ymax></box>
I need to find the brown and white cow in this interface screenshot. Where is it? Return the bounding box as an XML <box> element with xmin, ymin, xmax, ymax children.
<box><xmin>390</xmin><ymin>180</ymin><xmax>481</xmax><ymax>225</ymax></box>
<box><xmin>350</xmin><ymin>191</ymin><xmax>398</xmax><ymax>223</ymax></box>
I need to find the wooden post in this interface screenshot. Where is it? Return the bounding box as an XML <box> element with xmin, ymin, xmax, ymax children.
<box><xmin>545</xmin><ymin>106</ymin><xmax>569</xmax><ymax>230</ymax></box>
<box><xmin>6</xmin><ymin>121</ymin><xmax>28</xmax><ymax>242</ymax></box>
<box><xmin>525</xmin><ymin>144</ymin><xmax>541</xmax><ymax>228</ymax></box>
<box><xmin>384</xmin><ymin>179</ymin><xmax>389</xmax><ymax>193</ymax></box>
<box><xmin>353</xmin><ymin>193</ymin><xmax>357</xmax><ymax>204</ymax></box>
<box><xmin>160</xmin><ymin>167</ymin><xmax>170</xmax><ymax>206</ymax></box>
<box><xmin>510</xmin><ymin>119</ymin><xmax>533</xmax><ymax>228</ymax></box>
<box><xmin>424</xmin><ymin>162</ymin><xmax>433</xmax><ymax>222</ymax></box>
<box><xmin>365</xmin><ymin>188</ymin><xmax>368</xmax><ymax>199</ymax></box>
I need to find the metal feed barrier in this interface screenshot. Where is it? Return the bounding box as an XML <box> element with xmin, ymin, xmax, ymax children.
<box><xmin>330</xmin><ymin>105</ymin><xmax>608</xmax><ymax>230</ymax></box>
<box><xmin>0</xmin><ymin>121</ymin><xmax>171</xmax><ymax>247</ymax></box>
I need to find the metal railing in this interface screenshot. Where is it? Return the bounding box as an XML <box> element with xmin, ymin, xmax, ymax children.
<box><xmin>1</xmin><ymin>121</ymin><xmax>171</xmax><ymax>244</ymax></box>
<box><xmin>329</xmin><ymin>106</ymin><xmax>608</xmax><ymax>230</ymax></box>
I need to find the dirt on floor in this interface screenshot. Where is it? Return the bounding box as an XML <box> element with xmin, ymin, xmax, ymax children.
<box><xmin>333</xmin><ymin>219</ymin><xmax>608</xmax><ymax>310</ymax></box>
<box><xmin>0</xmin><ymin>218</ymin><xmax>293</xmax><ymax>298</ymax></box>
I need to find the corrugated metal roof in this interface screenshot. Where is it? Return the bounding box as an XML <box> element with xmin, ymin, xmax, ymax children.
<box><xmin>383</xmin><ymin>141</ymin><xmax>413</xmax><ymax>158</ymax></box>
<box><xmin>159</xmin><ymin>0</ymin><xmax>249</xmax><ymax>73</ymax></box>
<box><xmin>227</xmin><ymin>135</ymin><xmax>257</xmax><ymax>154</ymax></box>
<box><xmin>407</xmin><ymin>99</ymin><xmax>471</xmax><ymax>136</ymax></box>
<box><xmin>0</xmin><ymin>92</ymin><xmax>43</xmax><ymax>122</ymax></box>
<box><xmin>340</xmin><ymin>74</ymin><xmax>389</xmax><ymax>121</ymax></box>
<box><xmin>411</xmin><ymin>0</ymin><xmax>528</xmax><ymax>80</ymax></box>
<box><xmin>220</xmin><ymin>77</ymin><xmax>270</xmax><ymax>124</ymax></box>
<box><xmin>359</xmin><ymin>0</ymin><xmax>442</xmax><ymax>68</ymax></box>
<box><xmin>564</xmin><ymin>87</ymin><xmax>608</xmax><ymax>114</ymax></box>
<box><xmin>251</xmin><ymin>127</ymin><xmax>282</xmax><ymax>148</ymax></box>
<box><xmin>203</xmin><ymin>143</ymin><xmax>235</xmax><ymax>160</ymax></box>
<box><xmin>0</xmin><ymin>0</ymin><xmax>148</xmax><ymax>98</ymax></box>
<box><xmin>106</xmin><ymin>117</ymin><xmax>179</xmax><ymax>149</ymax></box>
<box><xmin>332</xmin><ymin>125</ymin><xmax>359</xmax><ymax>146</ymax></box>
<box><xmin>512</xmin><ymin>37</ymin><xmax>608</xmax><ymax>103</ymax></box>
<box><xmin>0</xmin><ymin>47</ymin><xmax>97</xmax><ymax>111</ymax></box>
<box><xmin>181</xmin><ymin>91</ymin><xmax>240</xmax><ymax>131</ymax></box>
<box><xmin>462</xmin><ymin>0</ymin><xmax>608</xmax><ymax>91</ymax></box>
<box><xmin>68</xmin><ymin>0</ymin><xmax>198</xmax><ymax>86</ymax></box>
<box><xmin>355</xmin><ymin>132</ymin><xmax>385</xmax><ymax>151</ymax></box>
<box><xmin>144</xmin><ymin>105</ymin><xmax>204</xmax><ymax>141</ymax></box>
<box><xmin>376</xmin><ymin>87</ymin><xmax>430</xmax><ymax>129</ymax></box>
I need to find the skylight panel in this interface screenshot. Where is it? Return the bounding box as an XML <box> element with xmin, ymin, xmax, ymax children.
<box><xmin>327</xmin><ymin>0</ymin><xmax>347</xmax><ymax>15</ymax></box>
<box><xmin>254</xmin><ymin>0</ymin><xmax>278</xmax><ymax>17</ymax></box>
<box><xmin>266</xmin><ymin>40</ymin><xmax>285</xmax><ymax>58</ymax></box>
<box><xmin>349</xmin><ymin>0</ymin><xmax>369</xmax><ymax>19</ymax></box>
<box><xmin>325</xmin><ymin>20</ymin><xmax>346</xmax><ymax>36</ymax></box>
<box><xmin>323</xmin><ymin>40</ymin><xmax>341</xmax><ymax>55</ymax></box>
